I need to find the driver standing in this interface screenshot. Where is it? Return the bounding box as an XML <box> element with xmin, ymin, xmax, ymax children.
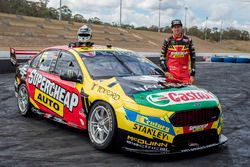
<box><xmin>160</xmin><ymin>19</ymin><xmax>196</xmax><ymax>84</ymax></box>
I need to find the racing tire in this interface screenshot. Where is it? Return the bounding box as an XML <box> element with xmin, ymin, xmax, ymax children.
<box><xmin>88</xmin><ymin>101</ymin><xmax>117</xmax><ymax>151</ymax></box>
<box><xmin>17</xmin><ymin>84</ymin><xmax>31</xmax><ymax>116</ymax></box>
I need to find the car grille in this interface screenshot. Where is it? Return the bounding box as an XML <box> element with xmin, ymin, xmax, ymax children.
<box><xmin>173</xmin><ymin>129</ymin><xmax>219</xmax><ymax>148</ymax></box>
<box><xmin>171</xmin><ymin>129</ymin><xmax>219</xmax><ymax>149</ymax></box>
<box><xmin>170</xmin><ymin>107</ymin><xmax>220</xmax><ymax>127</ymax></box>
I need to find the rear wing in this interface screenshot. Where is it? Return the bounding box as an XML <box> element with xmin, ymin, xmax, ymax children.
<box><xmin>10</xmin><ymin>48</ymin><xmax>39</xmax><ymax>66</ymax></box>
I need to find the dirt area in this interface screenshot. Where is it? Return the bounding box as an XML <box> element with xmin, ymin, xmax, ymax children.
<box><xmin>1</xmin><ymin>13</ymin><xmax>250</xmax><ymax>53</ymax></box>
<box><xmin>0</xmin><ymin>63</ymin><xmax>249</xmax><ymax>166</ymax></box>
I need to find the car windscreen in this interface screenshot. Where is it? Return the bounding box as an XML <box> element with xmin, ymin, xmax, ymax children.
<box><xmin>80</xmin><ymin>51</ymin><xmax>164</xmax><ymax>79</ymax></box>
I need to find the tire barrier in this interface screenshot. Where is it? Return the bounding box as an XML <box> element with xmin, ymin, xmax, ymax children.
<box><xmin>211</xmin><ymin>56</ymin><xmax>224</xmax><ymax>62</ymax></box>
<box><xmin>211</xmin><ymin>56</ymin><xmax>250</xmax><ymax>63</ymax></box>
<box><xmin>236</xmin><ymin>57</ymin><xmax>249</xmax><ymax>63</ymax></box>
<box><xmin>223</xmin><ymin>57</ymin><xmax>237</xmax><ymax>63</ymax></box>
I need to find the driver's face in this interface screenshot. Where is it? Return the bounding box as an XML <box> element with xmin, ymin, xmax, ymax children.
<box><xmin>172</xmin><ymin>25</ymin><xmax>183</xmax><ymax>37</ymax></box>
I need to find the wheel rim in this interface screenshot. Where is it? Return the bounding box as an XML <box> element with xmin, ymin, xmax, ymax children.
<box><xmin>18</xmin><ymin>86</ymin><xmax>28</xmax><ymax>114</ymax></box>
<box><xmin>89</xmin><ymin>106</ymin><xmax>112</xmax><ymax>144</ymax></box>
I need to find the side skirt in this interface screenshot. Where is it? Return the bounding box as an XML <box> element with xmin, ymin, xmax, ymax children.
<box><xmin>31</xmin><ymin>107</ymin><xmax>85</xmax><ymax>130</ymax></box>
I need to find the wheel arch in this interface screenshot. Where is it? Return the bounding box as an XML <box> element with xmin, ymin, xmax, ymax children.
<box><xmin>87</xmin><ymin>99</ymin><xmax>117</xmax><ymax>118</ymax></box>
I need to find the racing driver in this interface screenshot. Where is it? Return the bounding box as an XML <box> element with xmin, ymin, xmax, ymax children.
<box><xmin>77</xmin><ymin>25</ymin><xmax>92</xmax><ymax>43</ymax></box>
<box><xmin>160</xmin><ymin>19</ymin><xmax>196</xmax><ymax>84</ymax></box>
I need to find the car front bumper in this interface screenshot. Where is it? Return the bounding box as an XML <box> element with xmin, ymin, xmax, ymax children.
<box><xmin>122</xmin><ymin>134</ymin><xmax>227</xmax><ymax>155</ymax></box>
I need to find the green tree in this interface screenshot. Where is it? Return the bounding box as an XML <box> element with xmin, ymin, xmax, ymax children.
<box><xmin>187</xmin><ymin>26</ymin><xmax>203</xmax><ymax>39</ymax></box>
<box><xmin>88</xmin><ymin>17</ymin><xmax>102</xmax><ymax>24</ymax></box>
<box><xmin>58</xmin><ymin>5</ymin><xmax>72</xmax><ymax>20</ymax></box>
<box><xmin>209</xmin><ymin>32</ymin><xmax>220</xmax><ymax>42</ymax></box>
<box><xmin>240</xmin><ymin>30</ymin><xmax>249</xmax><ymax>40</ymax></box>
<box><xmin>163</xmin><ymin>26</ymin><xmax>172</xmax><ymax>33</ymax></box>
<box><xmin>73</xmin><ymin>14</ymin><xmax>86</xmax><ymax>23</ymax></box>
<box><xmin>148</xmin><ymin>25</ymin><xmax>158</xmax><ymax>32</ymax></box>
<box><xmin>47</xmin><ymin>7</ymin><xmax>59</xmax><ymax>19</ymax></box>
<box><xmin>122</xmin><ymin>24</ymin><xmax>134</xmax><ymax>29</ymax></box>
<box><xmin>135</xmin><ymin>26</ymin><xmax>149</xmax><ymax>31</ymax></box>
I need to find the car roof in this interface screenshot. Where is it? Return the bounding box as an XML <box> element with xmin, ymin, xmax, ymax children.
<box><xmin>44</xmin><ymin>45</ymin><xmax>131</xmax><ymax>53</ymax></box>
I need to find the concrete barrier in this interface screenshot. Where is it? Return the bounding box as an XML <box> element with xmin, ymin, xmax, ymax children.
<box><xmin>0</xmin><ymin>59</ymin><xmax>27</xmax><ymax>73</ymax></box>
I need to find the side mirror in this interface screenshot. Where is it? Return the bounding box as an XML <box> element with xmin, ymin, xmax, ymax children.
<box><xmin>10</xmin><ymin>48</ymin><xmax>18</xmax><ymax>66</ymax></box>
<box><xmin>60</xmin><ymin>70</ymin><xmax>83</xmax><ymax>83</ymax></box>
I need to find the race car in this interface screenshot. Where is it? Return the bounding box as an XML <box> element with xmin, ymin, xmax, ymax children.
<box><xmin>10</xmin><ymin>42</ymin><xmax>227</xmax><ymax>154</ymax></box>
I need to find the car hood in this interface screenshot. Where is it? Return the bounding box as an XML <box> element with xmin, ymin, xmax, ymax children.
<box><xmin>115</xmin><ymin>75</ymin><xmax>220</xmax><ymax>111</ymax></box>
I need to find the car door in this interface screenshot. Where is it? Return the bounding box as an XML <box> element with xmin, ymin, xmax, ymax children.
<box><xmin>26</xmin><ymin>49</ymin><xmax>61</xmax><ymax>117</ymax></box>
<box><xmin>50</xmin><ymin>50</ymin><xmax>85</xmax><ymax>129</ymax></box>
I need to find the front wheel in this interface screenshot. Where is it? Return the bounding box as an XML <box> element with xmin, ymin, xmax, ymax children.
<box><xmin>88</xmin><ymin>101</ymin><xmax>117</xmax><ymax>150</ymax></box>
<box><xmin>17</xmin><ymin>84</ymin><xmax>31</xmax><ymax>116</ymax></box>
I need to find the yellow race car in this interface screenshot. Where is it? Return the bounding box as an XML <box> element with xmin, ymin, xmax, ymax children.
<box><xmin>11</xmin><ymin>42</ymin><xmax>227</xmax><ymax>154</ymax></box>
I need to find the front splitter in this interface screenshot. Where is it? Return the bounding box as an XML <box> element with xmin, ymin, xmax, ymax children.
<box><xmin>122</xmin><ymin>134</ymin><xmax>228</xmax><ymax>155</ymax></box>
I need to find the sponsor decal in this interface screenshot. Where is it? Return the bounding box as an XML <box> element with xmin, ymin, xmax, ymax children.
<box><xmin>34</xmin><ymin>88</ymin><xmax>64</xmax><ymax>116</ymax></box>
<box><xmin>44</xmin><ymin>113</ymin><xmax>52</xmax><ymax>119</ymax></box>
<box><xmin>91</xmin><ymin>83</ymin><xmax>120</xmax><ymax>100</ymax></box>
<box><xmin>168</xmin><ymin>45</ymin><xmax>188</xmax><ymax>52</ymax></box>
<box><xmin>28</xmin><ymin>70</ymin><xmax>79</xmax><ymax>114</ymax></box>
<box><xmin>80</xmin><ymin>119</ymin><xmax>85</xmax><ymax>126</ymax></box>
<box><xmin>133</xmin><ymin>123</ymin><xmax>169</xmax><ymax>141</ymax></box>
<box><xmin>136</xmin><ymin>115</ymin><xmax>170</xmax><ymax>132</ymax></box>
<box><xmin>31</xmin><ymin>107</ymin><xmax>40</xmax><ymax>113</ymax></box>
<box><xmin>124</xmin><ymin>108</ymin><xmax>175</xmax><ymax>137</ymax></box>
<box><xmin>126</xmin><ymin>135</ymin><xmax>168</xmax><ymax>151</ymax></box>
<box><xmin>19</xmin><ymin>65</ymin><xmax>28</xmax><ymax>80</ymax></box>
<box><xmin>146</xmin><ymin>90</ymin><xmax>215</xmax><ymax>107</ymax></box>
<box><xmin>171</xmin><ymin>51</ymin><xmax>187</xmax><ymax>58</ymax></box>
<box><xmin>34</xmin><ymin>89</ymin><xmax>63</xmax><ymax>116</ymax></box>
<box><xmin>183</xmin><ymin>122</ymin><xmax>212</xmax><ymax>133</ymax></box>
<box><xmin>180</xmin><ymin>142</ymin><xmax>219</xmax><ymax>153</ymax></box>
<box><xmin>189</xmin><ymin>124</ymin><xmax>208</xmax><ymax>131</ymax></box>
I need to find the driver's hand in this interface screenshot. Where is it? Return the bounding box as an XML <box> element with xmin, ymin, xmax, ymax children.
<box><xmin>165</xmin><ymin>72</ymin><xmax>175</xmax><ymax>79</ymax></box>
<box><xmin>190</xmin><ymin>76</ymin><xmax>195</xmax><ymax>85</ymax></box>
<box><xmin>160</xmin><ymin>60</ymin><xmax>167</xmax><ymax>71</ymax></box>
<box><xmin>165</xmin><ymin>72</ymin><xmax>172</xmax><ymax>78</ymax></box>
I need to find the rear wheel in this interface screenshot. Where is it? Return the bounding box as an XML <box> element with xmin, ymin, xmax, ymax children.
<box><xmin>17</xmin><ymin>84</ymin><xmax>31</xmax><ymax>116</ymax></box>
<box><xmin>88</xmin><ymin>101</ymin><xmax>117</xmax><ymax>150</ymax></box>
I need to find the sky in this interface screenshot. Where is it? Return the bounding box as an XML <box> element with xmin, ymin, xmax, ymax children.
<box><xmin>38</xmin><ymin>0</ymin><xmax>250</xmax><ymax>31</ymax></box>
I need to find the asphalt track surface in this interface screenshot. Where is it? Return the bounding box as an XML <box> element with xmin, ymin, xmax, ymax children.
<box><xmin>0</xmin><ymin>63</ymin><xmax>249</xmax><ymax>167</ymax></box>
